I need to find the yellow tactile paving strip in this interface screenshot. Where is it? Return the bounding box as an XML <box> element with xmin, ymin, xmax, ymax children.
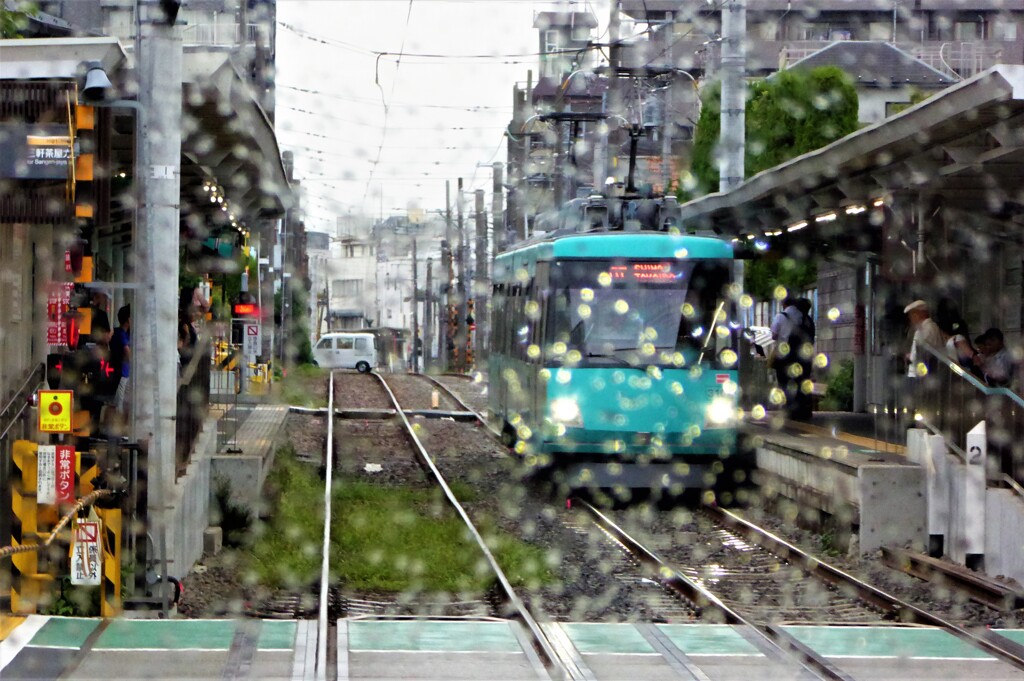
<box><xmin>785</xmin><ymin>419</ymin><xmax>907</xmax><ymax>455</ymax></box>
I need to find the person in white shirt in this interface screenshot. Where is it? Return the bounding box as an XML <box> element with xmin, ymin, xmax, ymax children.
<box><xmin>904</xmin><ymin>300</ymin><xmax>943</xmax><ymax>377</ymax></box>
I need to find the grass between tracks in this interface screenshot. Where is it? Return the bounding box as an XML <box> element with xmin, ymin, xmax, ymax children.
<box><xmin>246</xmin><ymin>446</ymin><xmax>554</xmax><ymax>594</ymax></box>
<box><xmin>273</xmin><ymin>364</ymin><xmax>330</xmax><ymax>408</ymax></box>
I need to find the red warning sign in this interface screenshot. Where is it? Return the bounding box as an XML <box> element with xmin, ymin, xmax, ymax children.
<box><xmin>71</xmin><ymin>519</ymin><xmax>101</xmax><ymax>586</ymax></box>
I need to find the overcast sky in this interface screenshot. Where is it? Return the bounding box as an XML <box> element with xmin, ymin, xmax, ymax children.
<box><xmin>275</xmin><ymin>0</ymin><xmax>610</xmax><ymax>234</ymax></box>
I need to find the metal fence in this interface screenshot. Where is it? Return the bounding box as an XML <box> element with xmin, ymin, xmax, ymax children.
<box><xmin>908</xmin><ymin>345</ymin><xmax>1024</xmax><ymax>484</ymax></box>
<box><xmin>175</xmin><ymin>337</ymin><xmax>212</xmax><ymax>477</ymax></box>
<box><xmin>0</xmin><ymin>364</ymin><xmax>46</xmax><ymax>604</ymax></box>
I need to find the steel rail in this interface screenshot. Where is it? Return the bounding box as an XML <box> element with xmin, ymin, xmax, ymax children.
<box><xmin>315</xmin><ymin>372</ymin><xmax>336</xmax><ymax>680</ymax></box>
<box><xmin>706</xmin><ymin>503</ymin><xmax>1024</xmax><ymax>671</ymax></box>
<box><xmin>375</xmin><ymin>373</ymin><xmax>581</xmax><ymax>681</ymax></box>
<box><xmin>880</xmin><ymin>546</ymin><xmax>1024</xmax><ymax>611</ymax></box>
<box><xmin>575</xmin><ymin>498</ymin><xmax>854</xmax><ymax>681</ymax></box>
<box><xmin>420</xmin><ymin>374</ymin><xmax>487</xmax><ymax>420</ymax></box>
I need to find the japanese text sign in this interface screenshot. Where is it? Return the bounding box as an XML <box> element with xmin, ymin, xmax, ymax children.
<box><xmin>38</xmin><ymin>390</ymin><xmax>73</xmax><ymax>433</ymax></box>
<box><xmin>37</xmin><ymin>445</ymin><xmax>74</xmax><ymax>505</ymax></box>
<box><xmin>71</xmin><ymin>519</ymin><xmax>101</xmax><ymax>586</ymax></box>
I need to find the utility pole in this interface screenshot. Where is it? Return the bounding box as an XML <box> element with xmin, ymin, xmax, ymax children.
<box><xmin>442</xmin><ymin>181</ymin><xmax>453</xmax><ymax>371</ymax></box>
<box><xmin>719</xmin><ymin>0</ymin><xmax>746</xmax><ymax>192</ymax></box>
<box><xmin>456</xmin><ymin>177</ymin><xmax>468</xmax><ymax>373</ymax></box>
<box><xmin>411</xmin><ymin>237</ymin><xmax>419</xmax><ymax>373</ymax></box>
<box><xmin>424</xmin><ymin>258</ymin><xmax>433</xmax><ymax>371</ymax></box>
<box><xmin>662</xmin><ymin>10</ymin><xmax>676</xmax><ymax>192</ymax></box>
<box><xmin>474</xmin><ymin>189</ymin><xmax>487</xmax><ymax>369</ymax></box>
<box><xmin>491</xmin><ymin>162</ymin><xmax>504</xmax><ymax>253</ymax></box>
<box><xmin>134</xmin><ymin>0</ymin><xmax>182</xmax><ymax>615</ymax></box>
<box><xmin>606</xmin><ymin>0</ymin><xmax>621</xmax><ymax>188</ymax></box>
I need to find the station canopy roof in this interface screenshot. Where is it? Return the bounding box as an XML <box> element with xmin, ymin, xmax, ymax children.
<box><xmin>679</xmin><ymin>64</ymin><xmax>1024</xmax><ymax>247</ymax></box>
<box><xmin>182</xmin><ymin>51</ymin><xmax>291</xmax><ymax>221</ymax></box>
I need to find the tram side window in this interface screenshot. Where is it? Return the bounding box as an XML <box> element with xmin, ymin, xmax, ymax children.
<box><xmin>493</xmin><ymin>284</ymin><xmax>507</xmax><ymax>355</ymax></box>
<box><xmin>515</xmin><ymin>285</ymin><xmax>530</xmax><ymax>361</ymax></box>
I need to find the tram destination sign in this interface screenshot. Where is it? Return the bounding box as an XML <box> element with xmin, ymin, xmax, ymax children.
<box><xmin>608</xmin><ymin>262</ymin><xmax>683</xmax><ymax>283</ymax></box>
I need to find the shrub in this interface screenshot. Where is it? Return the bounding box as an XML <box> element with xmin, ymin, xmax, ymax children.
<box><xmin>213</xmin><ymin>477</ymin><xmax>253</xmax><ymax>548</ymax></box>
<box><xmin>822</xmin><ymin>359</ymin><xmax>854</xmax><ymax>411</ymax></box>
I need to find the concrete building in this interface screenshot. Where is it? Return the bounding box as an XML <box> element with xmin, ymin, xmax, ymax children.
<box><xmin>506</xmin><ymin>1</ymin><xmax>1024</xmax><ymax>242</ymax></box>
<box><xmin>785</xmin><ymin>41</ymin><xmax>957</xmax><ymax>124</ymax></box>
<box><xmin>328</xmin><ymin>218</ymin><xmax>378</xmax><ymax>332</ymax></box>
<box><xmin>0</xmin><ymin>1</ymin><xmax>290</xmax><ymax>613</ymax></box>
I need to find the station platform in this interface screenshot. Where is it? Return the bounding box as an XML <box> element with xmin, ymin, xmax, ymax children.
<box><xmin>741</xmin><ymin>410</ymin><xmax>923</xmax><ymax>553</ymax></box>
<box><xmin>3</xmin><ymin>616</ymin><xmax>1023</xmax><ymax>680</ymax></box>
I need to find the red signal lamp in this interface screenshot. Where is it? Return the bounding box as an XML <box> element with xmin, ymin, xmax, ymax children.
<box><xmin>233</xmin><ymin>303</ymin><xmax>257</xmax><ymax>316</ymax></box>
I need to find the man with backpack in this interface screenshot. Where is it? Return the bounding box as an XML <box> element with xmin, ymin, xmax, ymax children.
<box><xmin>770</xmin><ymin>296</ymin><xmax>815</xmax><ymax>421</ymax></box>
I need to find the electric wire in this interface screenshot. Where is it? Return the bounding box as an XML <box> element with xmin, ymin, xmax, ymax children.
<box><xmin>363</xmin><ymin>0</ymin><xmax>416</xmax><ymax>210</ymax></box>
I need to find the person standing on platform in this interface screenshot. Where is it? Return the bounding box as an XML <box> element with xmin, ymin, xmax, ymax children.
<box><xmin>771</xmin><ymin>297</ymin><xmax>813</xmax><ymax>420</ymax></box>
<box><xmin>904</xmin><ymin>300</ymin><xmax>943</xmax><ymax>376</ymax></box>
<box><xmin>110</xmin><ymin>304</ymin><xmax>131</xmax><ymax>428</ymax></box>
<box><xmin>974</xmin><ymin>328</ymin><xmax>1016</xmax><ymax>388</ymax></box>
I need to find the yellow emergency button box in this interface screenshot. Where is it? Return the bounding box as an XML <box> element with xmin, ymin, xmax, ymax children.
<box><xmin>38</xmin><ymin>390</ymin><xmax>74</xmax><ymax>433</ymax></box>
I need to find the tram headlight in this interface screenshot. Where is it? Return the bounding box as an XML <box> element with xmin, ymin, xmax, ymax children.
<box><xmin>705</xmin><ymin>396</ymin><xmax>736</xmax><ymax>428</ymax></box>
<box><xmin>550</xmin><ymin>398</ymin><xmax>583</xmax><ymax>427</ymax></box>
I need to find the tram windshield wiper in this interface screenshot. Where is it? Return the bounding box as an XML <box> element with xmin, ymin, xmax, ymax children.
<box><xmin>697</xmin><ymin>300</ymin><xmax>726</xmax><ymax>365</ymax></box>
<box><xmin>585</xmin><ymin>352</ymin><xmax>645</xmax><ymax>370</ymax></box>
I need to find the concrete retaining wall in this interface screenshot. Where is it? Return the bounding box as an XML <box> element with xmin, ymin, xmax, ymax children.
<box><xmin>211</xmin><ymin>445</ymin><xmax>279</xmax><ymax>518</ymax></box>
<box><xmin>754</xmin><ymin>436</ymin><xmax>926</xmax><ymax>553</ymax></box>
<box><xmin>162</xmin><ymin>416</ymin><xmax>216</xmax><ymax>580</ymax></box>
<box><xmin>908</xmin><ymin>428</ymin><xmax>1024</xmax><ymax>584</ymax></box>
<box><xmin>986</xmin><ymin>489</ymin><xmax>1024</xmax><ymax>585</ymax></box>
<box><xmin>858</xmin><ymin>464</ymin><xmax>927</xmax><ymax>552</ymax></box>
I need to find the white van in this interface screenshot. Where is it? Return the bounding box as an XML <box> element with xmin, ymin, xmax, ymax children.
<box><xmin>312</xmin><ymin>332</ymin><xmax>376</xmax><ymax>372</ymax></box>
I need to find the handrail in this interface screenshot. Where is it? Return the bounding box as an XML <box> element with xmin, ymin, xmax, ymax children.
<box><xmin>178</xmin><ymin>334</ymin><xmax>212</xmax><ymax>388</ymax></box>
<box><xmin>914</xmin><ymin>413</ymin><xmax>969</xmax><ymax>464</ymax></box>
<box><xmin>1002</xmin><ymin>474</ymin><xmax>1024</xmax><ymax>500</ymax></box>
<box><xmin>917</xmin><ymin>341</ymin><xmax>1024</xmax><ymax>408</ymax></box>
<box><xmin>0</xmin><ymin>363</ymin><xmax>45</xmax><ymax>441</ymax></box>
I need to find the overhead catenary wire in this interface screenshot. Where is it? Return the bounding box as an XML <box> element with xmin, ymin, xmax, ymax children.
<box><xmin>279</xmin><ymin>85</ymin><xmax>513</xmax><ymax>112</ymax></box>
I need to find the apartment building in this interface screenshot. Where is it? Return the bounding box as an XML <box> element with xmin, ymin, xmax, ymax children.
<box><xmin>506</xmin><ymin>1</ymin><xmax>1024</xmax><ymax>240</ymax></box>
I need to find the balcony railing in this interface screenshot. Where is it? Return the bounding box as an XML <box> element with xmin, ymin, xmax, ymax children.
<box><xmin>779</xmin><ymin>40</ymin><xmax>1005</xmax><ymax>80</ymax></box>
<box><xmin>180</xmin><ymin>23</ymin><xmax>266</xmax><ymax>48</ymax></box>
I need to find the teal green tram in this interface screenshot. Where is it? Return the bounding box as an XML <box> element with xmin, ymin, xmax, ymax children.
<box><xmin>489</xmin><ymin>231</ymin><xmax>743</xmax><ymax>493</ymax></box>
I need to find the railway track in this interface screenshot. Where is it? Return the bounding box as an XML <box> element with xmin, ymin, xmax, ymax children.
<box><xmin>577</xmin><ymin>498</ymin><xmax>1024</xmax><ymax>678</ymax></box>
<box><xmin>310</xmin><ymin>369</ymin><xmax>1024</xmax><ymax>679</ymax></box>
<box><xmin>319</xmin><ymin>370</ymin><xmax>580</xmax><ymax>679</ymax></box>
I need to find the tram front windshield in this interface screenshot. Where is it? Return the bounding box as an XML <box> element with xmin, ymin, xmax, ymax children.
<box><xmin>548</xmin><ymin>259</ymin><xmax>734</xmax><ymax>368</ymax></box>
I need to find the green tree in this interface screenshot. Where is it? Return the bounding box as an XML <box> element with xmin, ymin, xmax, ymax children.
<box><xmin>688</xmin><ymin>66</ymin><xmax>858</xmax><ymax>296</ymax></box>
<box><xmin>689</xmin><ymin>66</ymin><xmax>858</xmax><ymax>196</ymax></box>
<box><xmin>1</xmin><ymin>2</ymin><xmax>36</xmax><ymax>38</ymax></box>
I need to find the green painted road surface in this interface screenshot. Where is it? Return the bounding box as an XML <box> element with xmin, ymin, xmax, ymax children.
<box><xmin>348</xmin><ymin>620</ymin><xmax>525</xmax><ymax>653</ymax></box>
<box><xmin>783</xmin><ymin>625</ymin><xmax>994</xmax><ymax>659</ymax></box>
<box><xmin>95</xmin><ymin>619</ymin><xmax>237</xmax><ymax>650</ymax></box>
<box><xmin>560</xmin><ymin>623</ymin><xmax>655</xmax><ymax>654</ymax></box>
<box><xmin>27</xmin><ymin>617</ymin><xmax>98</xmax><ymax>649</ymax></box>
<box><xmin>257</xmin><ymin>620</ymin><xmax>297</xmax><ymax>650</ymax></box>
<box><xmin>997</xmin><ymin>629</ymin><xmax>1024</xmax><ymax>646</ymax></box>
<box><xmin>658</xmin><ymin>623</ymin><xmax>764</xmax><ymax>656</ymax></box>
